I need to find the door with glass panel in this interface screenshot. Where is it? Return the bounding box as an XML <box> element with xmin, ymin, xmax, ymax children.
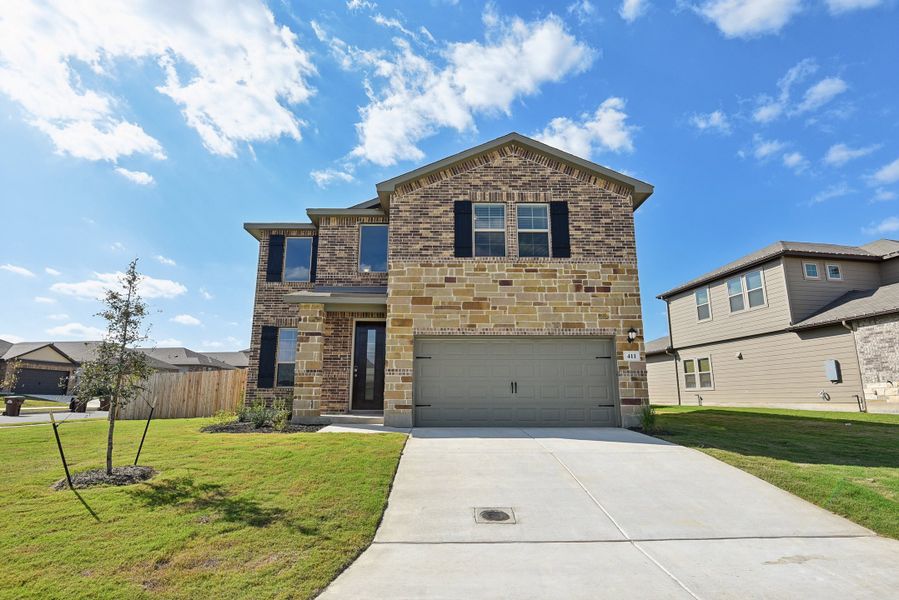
<box><xmin>352</xmin><ymin>322</ymin><xmax>386</xmax><ymax>411</ymax></box>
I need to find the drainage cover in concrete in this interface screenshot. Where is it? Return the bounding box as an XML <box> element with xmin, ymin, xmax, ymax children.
<box><xmin>475</xmin><ymin>508</ymin><xmax>516</xmax><ymax>524</ymax></box>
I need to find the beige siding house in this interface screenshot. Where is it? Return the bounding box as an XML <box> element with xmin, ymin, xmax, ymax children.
<box><xmin>647</xmin><ymin>240</ymin><xmax>899</xmax><ymax>410</ymax></box>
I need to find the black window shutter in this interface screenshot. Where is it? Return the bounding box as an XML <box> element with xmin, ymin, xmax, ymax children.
<box><xmin>266</xmin><ymin>235</ymin><xmax>285</xmax><ymax>282</ymax></box>
<box><xmin>550</xmin><ymin>201</ymin><xmax>571</xmax><ymax>258</ymax></box>
<box><xmin>454</xmin><ymin>200</ymin><xmax>473</xmax><ymax>257</ymax></box>
<box><xmin>257</xmin><ymin>326</ymin><xmax>277</xmax><ymax>389</ymax></box>
<box><xmin>310</xmin><ymin>235</ymin><xmax>319</xmax><ymax>282</ymax></box>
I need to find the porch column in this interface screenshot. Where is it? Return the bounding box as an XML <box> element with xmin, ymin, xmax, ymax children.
<box><xmin>292</xmin><ymin>303</ymin><xmax>325</xmax><ymax>423</ymax></box>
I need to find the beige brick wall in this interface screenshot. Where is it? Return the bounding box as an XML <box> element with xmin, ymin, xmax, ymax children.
<box><xmin>854</xmin><ymin>314</ymin><xmax>899</xmax><ymax>400</ymax></box>
<box><xmin>315</xmin><ymin>215</ymin><xmax>388</xmax><ymax>287</ymax></box>
<box><xmin>383</xmin><ymin>145</ymin><xmax>647</xmax><ymax>427</ymax></box>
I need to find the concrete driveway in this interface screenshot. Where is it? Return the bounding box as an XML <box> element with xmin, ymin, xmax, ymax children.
<box><xmin>320</xmin><ymin>428</ymin><xmax>899</xmax><ymax>599</ymax></box>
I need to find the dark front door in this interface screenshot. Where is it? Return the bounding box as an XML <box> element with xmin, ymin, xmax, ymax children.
<box><xmin>352</xmin><ymin>322</ymin><xmax>386</xmax><ymax>411</ymax></box>
<box><xmin>15</xmin><ymin>368</ymin><xmax>69</xmax><ymax>395</ymax></box>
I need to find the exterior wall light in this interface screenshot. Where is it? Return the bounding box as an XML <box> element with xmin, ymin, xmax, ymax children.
<box><xmin>627</xmin><ymin>327</ymin><xmax>637</xmax><ymax>343</ymax></box>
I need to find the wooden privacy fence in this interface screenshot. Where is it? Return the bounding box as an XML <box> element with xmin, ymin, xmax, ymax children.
<box><xmin>117</xmin><ymin>369</ymin><xmax>247</xmax><ymax>420</ymax></box>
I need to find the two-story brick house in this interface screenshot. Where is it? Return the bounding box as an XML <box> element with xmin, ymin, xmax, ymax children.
<box><xmin>244</xmin><ymin>133</ymin><xmax>654</xmax><ymax>428</ymax></box>
<box><xmin>647</xmin><ymin>239</ymin><xmax>899</xmax><ymax>409</ymax></box>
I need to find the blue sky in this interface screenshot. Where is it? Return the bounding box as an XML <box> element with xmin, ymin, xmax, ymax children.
<box><xmin>1</xmin><ymin>0</ymin><xmax>898</xmax><ymax>349</ymax></box>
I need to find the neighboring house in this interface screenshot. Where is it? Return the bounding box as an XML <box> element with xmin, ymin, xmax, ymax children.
<box><xmin>139</xmin><ymin>347</ymin><xmax>234</xmax><ymax>372</ymax></box>
<box><xmin>202</xmin><ymin>350</ymin><xmax>250</xmax><ymax>369</ymax></box>
<box><xmin>648</xmin><ymin>239</ymin><xmax>899</xmax><ymax>409</ymax></box>
<box><xmin>244</xmin><ymin>132</ymin><xmax>654</xmax><ymax>428</ymax></box>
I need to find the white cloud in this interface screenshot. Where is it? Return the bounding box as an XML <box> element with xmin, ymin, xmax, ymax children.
<box><xmin>568</xmin><ymin>1</ymin><xmax>598</xmax><ymax>23</ymax></box>
<box><xmin>34</xmin><ymin>296</ymin><xmax>56</xmax><ymax>304</ymax></box>
<box><xmin>0</xmin><ymin>264</ymin><xmax>35</xmax><ymax>278</ymax></box>
<box><xmin>619</xmin><ymin>0</ymin><xmax>649</xmax><ymax>22</ymax></box>
<box><xmin>796</xmin><ymin>77</ymin><xmax>847</xmax><ymax>113</ymax></box>
<box><xmin>114</xmin><ymin>167</ymin><xmax>155</xmax><ymax>186</ymax></box>
<box><xmin>0</xmin><ymin>333</ymin><xmax>25</xmax><ymax>343</ymax></box>
<box><xmin>782</xmin><ymin>151</ymin><xmax>808</xmax><ymax>172</ymax></box>
<box><xmin>155</xmin><ymin>337</ymin><xmax>184</xmax><ymax>346</ymax></box>
<box><xmin>873</xmin><ymin>189</ymin><xmax>897</xmax><ymax>202</ymax></box>
<box><xmin>347</xmin><ymin>0</ymin><xmax>377</xmax><ymax>10</ymax></box>
<box><xmin>171</xmin><ymin>314</ymin><xmax>202</xmax><ymax>326</ymax></box>
<box><xmin>824</xmin><ymin>143</ymin><xmax>880</xmax><ymax>166</ymax></box>
<box><xmin>696</xmin><ymin>0</ymin><xmax>802</xmax><ymax>38</ymax></box>
<box><xmin>199</xmin><ymin>287</ymin><xmax>214</xmax><ymax>300</ymax></box>
<box><xmin>811</xmin><ymin>183</ymin><xmax>854</xmax><ymax>204</ymax></box>
<box><xmin>345</xmin><ymin>8</ymin><xmax>594</xmax><ymax>166</ymax></box>
<box><xmin>371</xmin><ymin>14</ymin><xmax>428</xmax><ymax>44</ymax></box>
<box><xmin>826</xmin><ymin>0</ymin><xmax>883</xmax><ymax>14</ymax></box>
<box><xmin>0</xmin><ymin>1</ymin><xmax>315</xmax><ymax>172</ymax></box>
<box><xmin>752</xmin><ymin>59</ymin><xmax>817</xmax><ymax>123</ymax></box>
<box><xmin>109</xmin><ymin>242</ymin><xmax>126</xmax><ymax>252</ymax></box>
<box><xmin>46</xmin><ymin>322</ymin><xmax>106</xmax><ymax>339</ymax></box>
<box><xmin>198</xmin><ymin>336</ymin><xmax>242</xmax><ymax>350</ymax></box>
<box><xmin>863</xmin><ymin>216</ymin><xmax>899</xmax><ymax>236</ymax></box>
<box><xmin>689</xmin><ymin>110</ymin><xmax>731</xmax><ymax>134</ymax></box>
<box><xmin>751</xmin><ymin>135</ymin><xmax>786</xmax><ymax>160</ymax></box>
<box><xmin>154</xmin><ymin>255</ymin><xmax>177</xmax><ymax>267</ymax></box>
<box><xmin>46</xmin><ymin>313</ymin><xmax>69</xmax><ymax>321</ymax></box>
<box><xmin>45</xmin><ymin>267</ymin><xmax>62</xmax><ymax>276</ymax></box>
<box><xmin>311</xmin><ymin>168</ymin><xmax>355</xmax><ymax>187</ymax></box>
<box><xmin>534</xmin><ymin>97</ymin><xmax>636</xmax><ymax>159</ymax></box>
<box><xmin>871</xmin><ymin>157</ymin><xmax>899</xmax><ymax>185</ymax></box>
<box><xmin>51</xmin><ymin>272</ymin><xmax>187</xmax><ymax>300</ymax></box>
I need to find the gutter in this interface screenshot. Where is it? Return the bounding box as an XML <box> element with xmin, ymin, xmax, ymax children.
<box><xmin>664</xmin><ymin>298</ymin><xmax>682</xmax><ymax>406</ymax></box>
<box><xmin>841</xmin><ymin>319</ymin><xmax>869</xmax><ymax>407</ymax></box>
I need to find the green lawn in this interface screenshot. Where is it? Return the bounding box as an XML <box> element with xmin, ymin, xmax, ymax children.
<box><xmin>0</xmin><ymin>418</ymin><xmax>406</xmax><ymax>599</ymax></box>
<box><xmin>654</xmin><ymin>406</ymin><xmax>899</xmax><ymax>539</ymax></box>
<box><xmin>22</xmin><ymin>398</ymin><xmax>67</xmax><ymax>408</ymax></box>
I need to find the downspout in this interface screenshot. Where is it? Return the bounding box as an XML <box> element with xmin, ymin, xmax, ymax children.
<box><xmin>841</xmin><ymin>319</ymin><xmax>868</xmax><ymax>409</ymax></box>
<box><xmin>664</xmin><ymin>298</ymin><xmax>682</xmax><ymax>406</ymax></box>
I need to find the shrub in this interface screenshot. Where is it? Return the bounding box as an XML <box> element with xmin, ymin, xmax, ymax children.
<box><xmin>238</xmin><ymin>399</ymin><xmax>290</xmax><ymax>429</ymax></box>
<box><xmin>640</xmin><ymin>403</ymin><xmax>658</xmax><ymax>433</ymax></box>
<box><xmin>210</xmin><ymin>410</ymin><xmax>237</xmax><ymax>427</ymax></box>
<box><xmin>271</xmin><ymin>399</ymin><xmax>290</xmax><ymax>432</ymax></box>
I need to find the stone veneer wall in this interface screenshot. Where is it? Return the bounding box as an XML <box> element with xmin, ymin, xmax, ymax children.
<box><xmin>383</xmin><ymin>144</ymin><xmax>647</xmax><ymax>427</ymax></box>
<box><xmin>321</xmin><ymin>311</ymin><xmax>387</xmax><ymax>414</ymax></box>
<box><xmin>853</xmin><ymin>313</ymin><xmax>899</xmax><ymax>400</ymax></box>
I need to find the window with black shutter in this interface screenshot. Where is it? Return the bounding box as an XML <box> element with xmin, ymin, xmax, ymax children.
<box><xmin>257</xmin><ymin>326</ymin><xmax>277</xmax><ymax>389</ymax></box>
<box><xmin>549</xmin><ymin>201</ymin><xmax>570</xmax><ymax>258</ymax></box>
<box><xmin>453</xmin><ymin>200</ymin><xmax>473</xmax><ymax>257</ymax></box>
<box><xmin>266</xmin><ymin>235</ymin><xmax>285</xmax><ymax>282</ymax></box>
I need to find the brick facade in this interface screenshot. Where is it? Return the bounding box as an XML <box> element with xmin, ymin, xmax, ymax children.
<box><xmin>246</xmin><ymin>141</ymin><xmax>648</xmax><ymax>427</ymax></box>
<box><xmin>853</xmin><ymin>314</ymin><xmax>899</xmax><ymax>400</ymax></box>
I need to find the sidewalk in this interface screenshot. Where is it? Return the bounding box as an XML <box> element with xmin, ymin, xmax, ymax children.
<box><xmin>0</xmin><ymin>411</ymin><xmax>109</xmax><ymax>426</ymax></box>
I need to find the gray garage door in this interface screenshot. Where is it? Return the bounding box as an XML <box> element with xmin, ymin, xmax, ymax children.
<box><xmin>14</xmin><ymin>368</ymin><xmax>69</xmax><ymax>395</ymax></box>
<box><xmin>414</xmin><ymin>337</ymin><xmax>618</xmax><ymax>427</ymax></box>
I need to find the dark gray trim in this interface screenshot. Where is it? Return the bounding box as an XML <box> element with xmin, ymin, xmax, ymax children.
<box><xmin>306</xmin><ymin>208</ymin><xmax>387</xmax><ymax>225</ymax></box>
<box><xmin>244</xmin><ymin>222</ymin><xmax>315</xmax><ymax>241</ymax></box>
<box><xmin>349</xmin><ymin>197</ymin><xmax>381</xmax><ymax>209</ymax></box>
<box><xmin>375</xmin><ymin>132</ymin><xmax>654</xmax><ymax>210</ymax></box>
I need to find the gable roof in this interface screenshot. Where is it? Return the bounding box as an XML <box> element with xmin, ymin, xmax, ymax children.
<box><xmin>658</xmin><ymin>240</ymin><xmax>888</xmax><ymax>299</ymax></box>
<box><xmin>0</xmin><ymin>338</ymin><xmax>13</xmax><ymax>358</ymax></box>
<box><xmin>645</xmin><ymin>335</ymin><xmax>671</xmax><ymax>355</ymax></box>
<box><xmin>374</xmin><ymin>132</ymin><xmax>654</xmax><ymax>210</ymax></box>
<box><xmin>139</xmin><ymin>347</ymin><xmax>234</xmax><ymax>370</ymax></box>
<box><xmin>792</xmin><ymin>281</ymin><xmax>899</xmax><ymax>329</ymax></box>
<box><xmin>201</xmin><ymin>350</ymin><xmax>250</xmax><ymax>369</ymax></box>
<box><xmin>1</xmin><ymin>342</ymin><xmax>77</xmax><ymax>363</ymax></box>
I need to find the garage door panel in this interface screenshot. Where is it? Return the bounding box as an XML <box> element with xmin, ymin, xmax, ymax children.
<box><xmin>414</xmin><ymin>337</ymin><xmax>617</xmax><ymax>427</ymax></box>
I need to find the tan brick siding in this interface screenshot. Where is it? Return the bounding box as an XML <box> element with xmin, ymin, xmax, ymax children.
<box><xmin>316</xmin><ymin>215</ymin><xmax>388</xmax><ymax>287</ymax></box>
<box><xmin>853</xmin><ymin>314</ymin><xmax>899</xmax><ymax>400</ymax></box>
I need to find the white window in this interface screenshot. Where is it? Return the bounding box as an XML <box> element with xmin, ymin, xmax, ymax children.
<box><xmin>517</xmin><ymin>204</ymin><xmax>550</xmax><ymax>257</ymax></box>
<box><xmin>683</xmin><ymin>357</ymin><xmax>713</xmax><ymax>390</ymax></box>
<box><xmin>826</xmin><ymin>264</ymin><xmax>843</xmax><ymax>281</ymax></box>
<box><xmin>803</xmin><ymin>262</ymin><xmax>820</xmax><ymax>279</ymax></box>
<box><xmin>727</xmin><ymin>269</ymin><xmax>766</xmax><ymax>313</ymax></box>
<box><xmin>473</xmin><ymin>204</ymin><xmax>506</xmax><ymax>257</ymax></box>
<box><xmin>276</xmin><ymin>328</ymin><xmax>297</xmax><ymax>387</ymax></box>
<box><xmin>695</xmin><ymin>287</ymin><xmax>711</xmax><ymax>321</ymax></box>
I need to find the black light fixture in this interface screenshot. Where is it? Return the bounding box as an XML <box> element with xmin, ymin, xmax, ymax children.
<box><xmin>627</xmin><ymin>327</ymin><xmax>638</xmax><ymax>343</ymax></box>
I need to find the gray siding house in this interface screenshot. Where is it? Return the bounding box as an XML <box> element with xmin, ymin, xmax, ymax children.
<box><xmin>648</xmin><ymin>239</ymin><xmax>899</xmax><ymax>410</ymax></box>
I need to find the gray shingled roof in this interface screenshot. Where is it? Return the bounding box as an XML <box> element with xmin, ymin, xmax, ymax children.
<box><xmin>202</xmin><ymin>351</ymin><xmax>250</xmax><ymax>369</ymax></box>
<box><xmin>658</xmin><ymin>240</ymin><xmax>889</xmax><ymax>299</ymax></box>
<box><xmin>1</xmin><ymin>342</ymin><xmax>61</xmax><ymax>361</ymax></box>
<box><xmin>140</xmin><ymin>347</ymin><xmax>234</xmax><ymax>370</ymax></box>
<box><xmin>860</xmin><ymin>239</ymin><xmax>899</xmax><ymax>258</ymax></box>
<box><xmin>0</xmin><ymin>339</ymin><xmax>12</xmax><ymax>357</ymax></box>
<box><xmin>792</xmin><ymin>281</ymin><xmax>899</xmax><ymax>329</ymax></box>
<box><xmin>47</xmin><ymin>341</ymin><xmax>180</xmax><ymax>372</ymax></box>
<box><xmin>645</xmin><ymin>335</ymin><xmax>671</xmax><ymax>355</ymax></box>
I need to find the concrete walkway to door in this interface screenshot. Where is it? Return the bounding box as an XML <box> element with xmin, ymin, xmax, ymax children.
<box><xmin>319</xmin><ymin>427</ymin><xmax>899</xmax><ymax>599</ymax></box>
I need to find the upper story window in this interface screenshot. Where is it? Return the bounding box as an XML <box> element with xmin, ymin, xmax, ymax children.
<box><xmin>283</xmin><ymin>237</ymin><xmax>313</xmax><ymax>282</ymax></box>
<box><xmin>727</xmin><ymin>269</ymin><xmax>766</xmax><ymax>313</ymax></box>
<box><xmin>695</xmin><ymin>287</ymin><xmax>711</xmax><ymax>321</ymax></box>
<box><xmin>517</xmin><ymin>204</ymin><xmax>550</xmax><ymax>257</ymax></box>
<box><xmin>276</xmin><ymin>328</ymin><xmax>297</xmax><ymax>387</ymax></box>
<box><xmin>826</xmin><ymin>264</ymin><xmax>843</xmax><ymax>281</ymax></box>
<box><xmin>803</xmin><ymin>262</ymin><xmax>820</xmax><ymax>279</ymax></box>
<box><xmin>473</xmin><ymin>204</ymin><xmax>506</xmax><ymax>257</ymax></box>
<box><xmin>359</xmin><ymin>224</ymin><xmax>388</xmax><ymax>273</ymax></box>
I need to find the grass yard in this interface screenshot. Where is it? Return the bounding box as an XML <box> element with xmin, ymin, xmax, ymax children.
<box><xmin>22</xmin><ymin>398</ymin><xmax>66</xmax><ymax>408</ymax></box>
<box><xmin>0</xmin><ymin>418</ymin><xmax>406</xmax><ymax>599</ymax></box>
<box><xmin>654</xmin><ymin>406</ymin><xmax>899</xmax><ymax>539</ymax></box>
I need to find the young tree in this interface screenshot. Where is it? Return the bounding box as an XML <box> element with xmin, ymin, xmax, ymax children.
<box><xmin>75</xmin><ymin>259</ymin><xmax>154</xmax><ymax>475</ymax></box>
<box><xmin>1</xmin><ymin>358</ymin><xmax>22</xmax><ymax>392</ymax></box>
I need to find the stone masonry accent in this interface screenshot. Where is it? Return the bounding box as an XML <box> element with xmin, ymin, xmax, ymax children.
<box><xmin>321</xmin><ymin>311</ymin><xmax>387</xmax><ymax>413</ymax></box>
<box><xmin>853</xmin><ymin>313</ymin><xmax>899</xmax><ymax>401</ymax></box>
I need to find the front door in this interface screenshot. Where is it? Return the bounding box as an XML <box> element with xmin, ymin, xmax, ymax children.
<box><xmin>352</xmin><ymin>322</ymin><xmax>386</xmax><ymax>411</ymax></box>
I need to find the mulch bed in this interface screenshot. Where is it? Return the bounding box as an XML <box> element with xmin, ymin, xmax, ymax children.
<box><xmin>52</xmin><ymin>466</ymin><xmax>157</xmax><ymax>490</ymax></box>
<box><xmin>200</xmin><ymin>421</ymin><xmax>324</xmax><ymax>434</ymax></box>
